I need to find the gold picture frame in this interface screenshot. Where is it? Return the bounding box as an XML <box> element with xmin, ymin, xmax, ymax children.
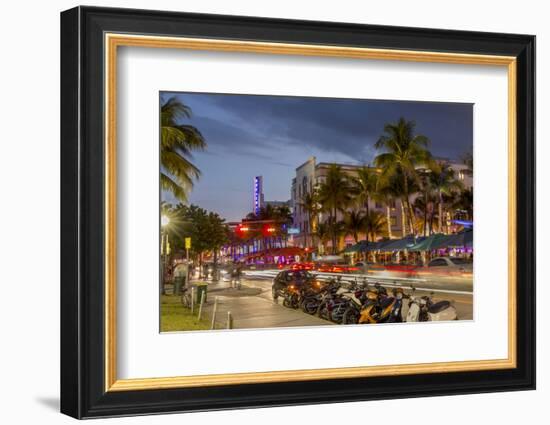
<box><xmin>104</xmin><ymin>34</ymin><xmax>517</xmax><ymax>392</ymax></box>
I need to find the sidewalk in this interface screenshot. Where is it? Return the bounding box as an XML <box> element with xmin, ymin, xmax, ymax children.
<box><xmin>193</xmin><ymin>279</ymin><xmax>332</xmax><ymax>330</ymax></box>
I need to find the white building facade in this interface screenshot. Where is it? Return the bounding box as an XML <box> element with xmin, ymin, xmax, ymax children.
<box><xmin>290</xmin><ymin>156</ymin><xmax>473</xmax><ymax>251</ymax></box>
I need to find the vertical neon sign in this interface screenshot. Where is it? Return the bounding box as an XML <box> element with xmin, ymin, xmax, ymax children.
<box><xmin>254</xmin><ymin>176</ymin><xmax>262</xmax><ymax>216</ymax></box>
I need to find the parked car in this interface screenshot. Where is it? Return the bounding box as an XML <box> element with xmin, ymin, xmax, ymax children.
<box><xmin>424</xmin><ymin>257</ymin><xmax>473</xmax><ymax>274</ymax></box>
<box><xmin>271</xmin><ymin>270</ymin><xmax>316</xmax><ymax>300</ymax></box>
<box><xmin>415</xmin><ymin>257</ymin><xmax>473</xmax><ymax>285</ymax></box>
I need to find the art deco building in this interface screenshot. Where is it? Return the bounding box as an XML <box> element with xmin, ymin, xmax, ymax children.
<box><xmin>290</xmin><ymin>156</ymin><xmax>472</xmax><ymax>251</ymax></box>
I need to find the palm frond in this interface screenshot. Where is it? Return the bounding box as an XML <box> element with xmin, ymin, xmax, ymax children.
<box><xmin>161</xmin><ymin>173</ymin><xmax>188</xmax><ymax>202</ymax></box>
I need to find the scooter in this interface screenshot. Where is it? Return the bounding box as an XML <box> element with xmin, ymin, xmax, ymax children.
<box><xmin>405</xmin><ymin>286</ymin><xmax>458</xmax><ymax>322</ymax></box>
<box><xmin>357</xmin><ymin>286</ymin><xmax>404</xmax><ymax>324</ymax></box>
<box><xmin>283</xmin><ymin>279</ymin><xmax>323</xmax><ymax>310</ymax></box>
<box><xmin>318</xmin><ymin>279</ymin><xmax>363</xmax><ymax>324</ymax></box>
<box><xmin>341</xmin><ymin>282</ymin><xmax>385</xmax><ymax>324</ymax></box>
<box><xmin>299</xmin><ymin>280</ymin><xmax>327</xmax><ymax>314</ymax></box>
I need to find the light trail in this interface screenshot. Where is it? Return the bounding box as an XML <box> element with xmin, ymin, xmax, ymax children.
<box><xmin>242</xmin><ymin>270</ymin><xmax>473</xmax><ymax>296</ymax></box>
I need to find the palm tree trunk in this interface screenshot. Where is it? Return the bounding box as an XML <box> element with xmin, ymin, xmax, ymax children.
<box><xmin>438</xmin><ymin>190</ymin><xmax>443</xmax><ymax>233</ymax></box>
<box><xmin>403</xmin><ymin>175</ymin><xmax>415</xmax><ymax>235</ymax></box>
<box><xmin>408</xmin><ymin>203</ymin><xmax>416</xmax><ymax>235</ymax></box>
<box><xmin>400</xmin><ymin>200</ymin><xmax>407</xmax><ymax>237</ymax></box>
<box><xmin>386</xmin><ymin>205</ymin><xmax>393</xmax><ymax>239</ymax></box>
<box><xmin>364</xmin><ymin>199</ymin><xmax>370</xmax><ymax>243</ymax></box>
<box><xmin>332</xmin><ymin>207</ymin><xmax>338</xmax><ymax>254</ymax></box>
<box><xmin>423</xmin><ymin>191</ymin><xmax>428</xmax><ymax>237</ymax></box>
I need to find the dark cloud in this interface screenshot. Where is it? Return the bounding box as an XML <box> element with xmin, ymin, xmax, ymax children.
<box><xmin>172</xmin><ymin>92</ymin><xmax>473</xmax><ymax>163</ymax></box>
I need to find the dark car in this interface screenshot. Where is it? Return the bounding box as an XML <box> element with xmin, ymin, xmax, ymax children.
<box><xmin>272</xmin><ymin>270</ymin><xmax>315</xmax><ymax>300</ymax></box>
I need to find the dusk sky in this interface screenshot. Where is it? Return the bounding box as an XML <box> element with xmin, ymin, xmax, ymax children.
<box><xmin>161</xmin><ymin>92</ymin><xmax>473</xmax><ymax>222</ymax></box>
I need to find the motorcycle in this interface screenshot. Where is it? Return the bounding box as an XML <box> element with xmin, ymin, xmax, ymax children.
<box><xmin>341</xmin><ymin>282</ymin><xmax>385</xmax><ymax>324</ymax></box>
<box><xmin>299</xmin><ymin>280</ymin><xmax>327</xmax><ymax>314</ymax></box>
<box><xmin>317</xmin><ymin>279</ymin><xmax>363</xmax><ymax>324</ymax></box>
<box><xmin>405</xmin><ymin>286</ymin><xmax>458</xmax><ymax>322</ymax></box>
<box><xmin>356</xmin><ymin>285</ymin><xmax>404</xmax><ymax>324</ymax></box>
<box><xmin>282</xmin><ymin>278</ymin><xmax>320</xmax><ymax>309</ymax></box>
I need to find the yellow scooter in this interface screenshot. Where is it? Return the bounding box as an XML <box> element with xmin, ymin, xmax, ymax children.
<box><xmin>358</xmin><ymin>287</ymin><xmax>404</xmax><ymax>324</ymax></box>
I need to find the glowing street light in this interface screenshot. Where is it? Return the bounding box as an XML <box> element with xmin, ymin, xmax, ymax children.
<box><xmin>161</xmin><ymin>215</ymin><xmax>170</xmax><ymax>227</ymax></box>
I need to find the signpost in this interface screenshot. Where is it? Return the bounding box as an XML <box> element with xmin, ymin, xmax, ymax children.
<box><xmin>185</xmin><ymin>237</ymin><xmax>191</xmax><ymax>287</ymax></box>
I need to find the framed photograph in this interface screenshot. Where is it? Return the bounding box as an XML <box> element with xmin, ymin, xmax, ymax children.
<box><xmin>60</xmin><ymin>6</ymin><xmax>535</xmax><ymax>419</ymax></box>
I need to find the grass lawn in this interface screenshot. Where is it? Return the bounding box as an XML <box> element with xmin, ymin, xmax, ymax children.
<box><xmin>160</xmin><ymin>295</ymin><xmax>211</xmax><ymax>332</ymax></box>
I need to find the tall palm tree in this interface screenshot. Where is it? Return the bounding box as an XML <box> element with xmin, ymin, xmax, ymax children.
<box><xmin>273</xmin><ymin>205</ymin><xmax>293</xmax><ymax>248</ymax></box>
<box><xmin>352</xmin><ymin>166</ymin><xmax>379</xmax><ymax>239</ymax></box>
<box><xmin>373</xmin><ymin>176</ymin><xmax>398</xmax><ymax>240</ymax></box>
<box><xmin>412</xmin><ymin>193</ymin><xmax>437</xmax><ymax>236</ymax></box>
<box><xmin>343</xmin><ymin>210</ymin><xmax>364</xmax><ymax>243</ymax></box>
<box><xmin>462</xmin><ymin>151</ymin><xmax>473</xmax><ymax>177</ymax></box>
<box><xmin>298</xmin><ymin>191</ymin><xmax>320</xmax><ymax>248</ymax></box>
<box><xmin>374</xmin><ymin>117</ymin><xmax>431</xmax><ymax>235</ymax></box>
<box><xmin>315</xmin><ymin>222</ymin><xmax>331</xmax><ymax>255</ymax></box>
<box><xmin>429</xmin><ymin>161</ymin><xmax>463</xmax><ymax>233</ymax></box>
<box><xmin>452</xmin><ymin>188</ymin><xmax>473</xmax><ymax>221</ymax></box>
<box><xmin>318</xmin><ymin>164</ymin><xmax>354</xmax><ymax>253</ymax></box>
<box><xmin>353</xmin><ymin>166</ymin><xmax>378</xmax><ymax>216</ymax></box>
<box><xmin>161</xmin><ymin>96</ymin><xmax>207</xmax><ymax>201</ymax></box>
<box><xmin>274</xmin><ymin>205</ymin><xmax>293</xmax><ymax>224</ymax></box>
<box><xmin>363</xmin><ymin>210</ymin><xmax>387</xmax><ymax>242</ymax></box>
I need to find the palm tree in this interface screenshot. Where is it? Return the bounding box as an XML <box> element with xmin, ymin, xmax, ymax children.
<box><xmin>452</xmin><ymin>188</ymin><xmax>473</xmax><ymax>221</ymax></box>
<box><xmin>363</xmin><ymin>210</ymin><xmax>387</xmax><ymax>242</ymax></box>
<box><xmin>161</xmin><ymin>96</ymin><xmax>207</xmax><ymax>201</ymax></box>
<box><xmin>352</xmin><ymin>166</ymin><xmax>379</xmax><ymax>239</ymax></box>
<box><xmin>274</xmin><ymin>205</ymin><xmax>293</xmax><ymax>225</ymax></box>
<box><xmin>373</xmin><ymin>176</ymin><xmax>399</xmax><ymax>239</ymax></box>
<box><xmin>273</xmin><ymin>205</ymin><xmax>293</xmax><ymax>248</ymax></box>
<box><xmin>343</xmin><ymin>210</ymin><xmax>364</xmax><ymax>243</ymax></box>
<box><xmin>429</xmin><ymin>161</ymin><xmax>463</xmax><ymax>233</ymax></box>
<box><xmin>298</xmin><ymin>191</ymin><xmax>320</xmax><ymax>248</ymax></box>
<box><xmin>412</xmin><ymin>193</ymin><xmax>437</xmax><ymax>236</ymax></box>
<box><xmin>315</xmin><ymin>222</ymin><xmax>331</xmax><ymax>255</ymax></box>
<box><xmin>374</xmin><ymin>117</ymin><xmax>431</xmax><ymax>235</ymax></box>
<box><xmin>353</xmin><ymin>166</ymin><xmax>378</xmax><ymax>215</ymax></box>
<box><xmin>317</xmin><ymin>164</ymin><xmax>354</xmax><ymax>253</ymax></box>
<box><xmin>462</xmin><ymin>151</ymin><xmax>473</xmax><ymax>177</ymax></box>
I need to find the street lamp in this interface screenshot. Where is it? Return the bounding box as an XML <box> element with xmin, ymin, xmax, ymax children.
<box><xmin>161</xmin><ymin>215</ymin><xmax>170</xmax><ymax>227</ymax></box>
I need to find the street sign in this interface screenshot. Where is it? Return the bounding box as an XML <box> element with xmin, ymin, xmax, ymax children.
<box><xmin>287</xmin><ymin>227</ymin><xmax>300</xmax><ymax>235</ymax></box>
<box><xmin>185</xmin><ymin>237</ymin><xmax>191</xmax><ymax>249</ymax></box>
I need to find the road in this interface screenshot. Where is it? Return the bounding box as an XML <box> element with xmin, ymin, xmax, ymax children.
<box><xmin>195</xmin><ymin>272</ymin><xmax>473</xmax><ymax>330</ymax></box>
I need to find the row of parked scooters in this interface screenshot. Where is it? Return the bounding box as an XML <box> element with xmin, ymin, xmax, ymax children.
<box><xmin>274</xmin><ymin>277</ymin><xmax>458</xmax><ymax>324</ymax></box>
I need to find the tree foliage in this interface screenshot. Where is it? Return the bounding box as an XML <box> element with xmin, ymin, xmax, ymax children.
<box><xmin>160</xmin><ymin>96</ymin><xmax>207</xmax><ymax>201</ymax></box>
